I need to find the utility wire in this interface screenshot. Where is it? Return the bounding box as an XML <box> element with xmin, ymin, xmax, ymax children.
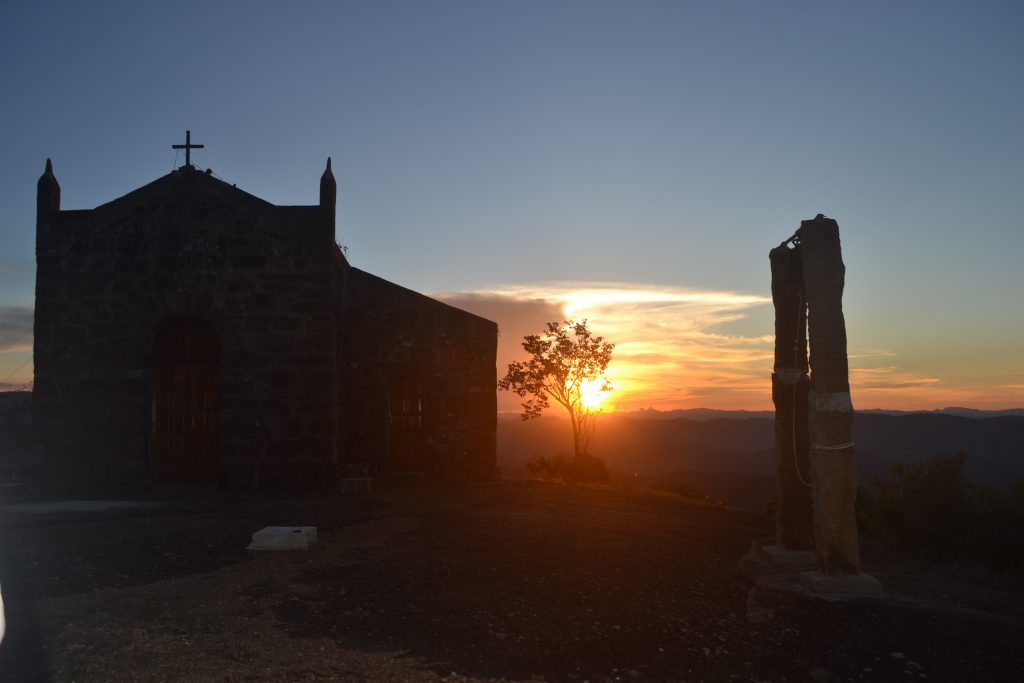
<box><xmin>2</xmin><ymin>326</ymin><xmax>31</xmax><ymax>351</ymax></box>
<box><xmin>0</xmin><ymin>355</ymin><xmax>32</xmax><ymax>388</ymax></box>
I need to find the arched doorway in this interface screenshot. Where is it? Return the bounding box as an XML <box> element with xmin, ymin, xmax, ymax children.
<box><xmin>151</xmin><ymin>319</ymin><xmax>220</xmax><ymax>486</ymax></box>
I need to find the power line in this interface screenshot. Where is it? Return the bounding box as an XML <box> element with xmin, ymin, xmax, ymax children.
<box><xmin>0</xmin><ymin>355</ymin><xmax>32</xmax><ymax>388</ymax></box>
<box><xmin>2</xmin><ymin>326</ymin><xmax>31</xmax><ymax>351</ymax></box>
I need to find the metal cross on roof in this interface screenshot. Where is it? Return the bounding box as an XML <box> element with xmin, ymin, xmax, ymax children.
<box><xmin>172</xmin><ymin>130</ymin><xmax>204</xmax><ymax>167</ymax></box>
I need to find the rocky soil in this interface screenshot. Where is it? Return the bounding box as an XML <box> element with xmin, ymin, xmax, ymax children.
<box><xmin>0</xmin><ymin>480</ymin><xmax>1021</xmax><ymax>682</ymax></box>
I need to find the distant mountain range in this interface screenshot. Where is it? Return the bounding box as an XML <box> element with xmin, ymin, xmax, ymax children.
<box><xmin>497</xmin><ymin>410</ymin><xmax>1024</xmax><ymax>511</ymax></box>
<box><xmin>611</xmin><ymin>407</ymin><xmax>1024</xmax><ymax>421</ymax></box>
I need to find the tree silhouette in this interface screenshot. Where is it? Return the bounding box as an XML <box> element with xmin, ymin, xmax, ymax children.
<box><xmin>499</xmin><ymin>320</ymin><xmax>614</xmax><ymax>460</ymax></box>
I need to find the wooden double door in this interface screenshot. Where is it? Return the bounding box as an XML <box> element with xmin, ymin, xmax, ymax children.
<box><xmin>151</xmin><ymin>319</ymin><xmax>220</xmax><ymax>486</ymax></box>
<box><xmin>388</xmin><ymin>375</ymin><xmax>427</xmax><ymax>472</ymax></box>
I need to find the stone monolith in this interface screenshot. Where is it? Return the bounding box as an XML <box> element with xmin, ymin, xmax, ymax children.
<box><xmin>798</xmin><ymin>214</ymin><xmax>860</xmax><ymax>574</ymax></box>
<box><xmin>769</xmin><ymin>243</ymin><xmax>814</xmax><ymax>550</ymax></box>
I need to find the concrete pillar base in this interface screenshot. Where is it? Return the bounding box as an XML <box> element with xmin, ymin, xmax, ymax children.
<box><xmin>809</xmin><ymin>447</ymin><xmax>861</xmax><ymax>573</ymax></box>
<box><xmin>798</xmin><ymin>570</ymin><xmax>885</xmax><ymax>601</ymax></box>
<box><xmin>759</xmin><ymin>545</ymin><xmax>817</xmax><ymax>570</ymax></box>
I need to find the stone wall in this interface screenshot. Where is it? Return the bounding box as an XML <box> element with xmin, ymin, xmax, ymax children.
<box><xmin>0</xmin><ymin>391</ymin><xmax>33</xmax><ymax>480</ymax></box>
<box><xmin>34</xmin><ymin>168</ymin><xmax>337</xmax><ymax>492</ymax></box>
<box><xmin>343</xmin><ymin>268</ymin><xmax>497</xmax><ymax>479</ymax></box>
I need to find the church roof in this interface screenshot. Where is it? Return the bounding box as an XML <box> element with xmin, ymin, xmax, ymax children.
<box><xmin>92</xmin><ymin>166</ymin><xmax>277</xmax><ymax>214</ymax></box>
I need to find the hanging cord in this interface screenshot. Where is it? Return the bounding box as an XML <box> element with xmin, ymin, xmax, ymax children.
<box><xmin>792</xmin><ymin>287</ymin><xmax>815</xmax><ymax>488</ymax></box>
<box><xmin>206</xmin><ymin>168</ymin><xmax>233</xmax><ymax>186</ymax></box>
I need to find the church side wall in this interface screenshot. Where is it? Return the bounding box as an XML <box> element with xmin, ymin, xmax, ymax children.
<box><xmin>34</xmin><ymin>174</ymin><xmax>337</xmax><ymax>492</ymax></box>
<box><xmin>342</xmin><ymin>268</ymin><xmax>497</xmax><ymax>479</ymax></box>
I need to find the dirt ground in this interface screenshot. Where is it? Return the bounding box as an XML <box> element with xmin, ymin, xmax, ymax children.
<box><xmin>0</xmin><ymin>480</ymin><xmax>1021</xmax><ymax>682</ymax></box>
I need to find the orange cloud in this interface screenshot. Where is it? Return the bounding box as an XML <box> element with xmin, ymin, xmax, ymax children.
<box><xmin>435</xmin><ymin>282</ymin><xmax>1021</xmax><ymax>412</ymax></box>
<box><xmin>0</xmin><ymin>306</ymin><xmax>34</xmax><ymax>391</ymax></box>
<box><xmin>436</xmin><ymin>282</ymin><xmax>775</xmax><ymax>412</ymax></box>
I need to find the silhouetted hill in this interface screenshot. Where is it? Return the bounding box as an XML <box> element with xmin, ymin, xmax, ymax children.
<box><xmin>860</xmin><ymin>406</ymin><xmax>1024</xmax><ymax>418</ymax></box>
<box><xmin>623</xmin><ymin>407</ymin><xmax>773</xmax><ymax>421</ymax></box>
<box><xmin>621</xmin><ymin>406</ymin><xmax>1024</xmax><ymax>420</ymax></box>
<box><xmin>498</xmin><ymin>411</ymin><xmax>1024</xmax><ymax>511</ymax></box>
<box><xmin>853</xmin><ymin>413</ymin><xmax>1024</xmax><ymax>482</ymax></box>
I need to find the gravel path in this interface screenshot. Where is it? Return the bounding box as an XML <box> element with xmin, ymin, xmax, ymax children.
<box><xmin>0</xmin><ymin>481</ymin><xmax>1021</xmax><ymax>682</ymax></box>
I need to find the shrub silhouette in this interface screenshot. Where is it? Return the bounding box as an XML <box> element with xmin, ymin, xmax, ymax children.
<box><xmin>527</xmin><ymin>452</ymin><xmax>609</xmax><ymax>483</ymax></box>
<box><xmin>857</xmin><ymin>452</ymin><xmax>1024</xmax><ymax>569</ymax></box>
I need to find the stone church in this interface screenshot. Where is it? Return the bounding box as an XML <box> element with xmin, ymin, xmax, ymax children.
<box><xmin>33</xmin><ymin>141</ymin><xmax>497</xmax><ymax>492</ymax></box>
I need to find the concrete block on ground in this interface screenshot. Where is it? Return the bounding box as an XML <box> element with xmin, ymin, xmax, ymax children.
<box><xmin>247</xmin><ymin>526</ymin><xmax>318</xmax><ymax>551</ymax></box>
<box><xmin>339</xmin><ymin>477</ymin><xmax>373</xmax><ymax>494</ymax></box>
<box><xmin>798</xmin><ymin>570</ymin><xmax>885</xmax><ymax>600</ymax></box>
<box><xmin>760</xmin><ymin>545</ymin><xmax>816</xmax><ymax>570</ymax></box>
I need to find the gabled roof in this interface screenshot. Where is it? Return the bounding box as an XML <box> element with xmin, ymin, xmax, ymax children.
<box><xmin>91</xmin><ymin>167</ymin><xmax>279</xmax><ymax>214</ymax></box>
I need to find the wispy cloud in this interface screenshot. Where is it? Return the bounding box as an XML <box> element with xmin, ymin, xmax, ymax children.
<box><xmin>851</xmin><ymin>366</ymin><xmax>942</xmax><ymax>390</ymax></box>
<box><xmin>436</xmin><ymin>282</ymin><xmax>774</xmax><ymax>411</ymax></box>
<box><xmin>848</xmin><ymin>348</ymin><xmax>897</xmax><ymax>360</ymax></box>
<box><xmin>435</xmin><ymin>281</ymin><xmax>1003</xmax><ymax>411</ymax></box>
<box><xmin>0</xmin><ymin>307</ymin><xmax>34</xmax><ymax>391</ymax></box>
<box><xmin>0</xmin><ymin>306</ymin><xmax>33</xmax><ymax>353</ymax></box>
<box><xmin>851</xmin><ymin>369</ymin><xmax>1023</xmax><ymax>410</ymax></box>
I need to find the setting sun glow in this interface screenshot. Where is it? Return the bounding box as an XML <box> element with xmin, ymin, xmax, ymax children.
<box><xmin>578</xmin><ymin>377</ymin><xmax>612</xmax><ymax>410</ymax></box>
<box><xmin>440</xmin><ymin>280</ymin><xmax>1023</xmax><ymax>413</ymax></box>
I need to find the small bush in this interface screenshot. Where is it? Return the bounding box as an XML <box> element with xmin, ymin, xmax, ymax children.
<box><xmin>527</xmin><ymin>452</ymin><xmax>609</xmax><ymax>483</ymax></box>
<box><xmin>857</xmin><ymin>452</ymin><xmax>1024</xmax><ymax>570</ymax></box>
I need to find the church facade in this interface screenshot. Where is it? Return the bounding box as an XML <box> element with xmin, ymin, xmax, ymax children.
<box><xmin>33</xmin><ymin>153</ymin><xmax>497</xmax><ymax>492</ymax></box>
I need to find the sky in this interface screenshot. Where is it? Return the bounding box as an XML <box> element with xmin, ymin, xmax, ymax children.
<box><xmin>1</xmin><ymin>1</ymin><xmax>1022</xmax><ymax>411</ymax></box>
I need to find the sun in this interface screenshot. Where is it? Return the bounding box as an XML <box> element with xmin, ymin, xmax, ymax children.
<box><xmin>579</xmin><ymin>377</ymin><xmax>612</xmax><ymax>410</ymax></box>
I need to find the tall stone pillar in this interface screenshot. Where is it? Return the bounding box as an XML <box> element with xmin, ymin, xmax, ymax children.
<box><xmin>769</xmin><ymin>244</ymin><xmax>814</xmax><ymax>550</ymax></box>
<box><xmin>799</xmin><ymin>215</ymin><xmax>861</xmax><ymax>575</ymax></box>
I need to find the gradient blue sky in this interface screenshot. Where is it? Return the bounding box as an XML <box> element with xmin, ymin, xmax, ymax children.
<box><xmin>1</xmin><ymin>1</ymin><xmax>1022</xmax><ymax>408</ymax></box>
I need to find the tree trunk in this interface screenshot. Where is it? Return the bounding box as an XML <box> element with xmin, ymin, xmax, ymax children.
<box><xmin>570</xmin><ymin>411</ymin><xmax>582</xmax><ymax>460</ymax></box>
